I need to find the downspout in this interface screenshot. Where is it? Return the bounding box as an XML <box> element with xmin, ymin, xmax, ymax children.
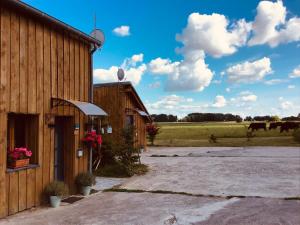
<box><xmin>88</xmin><ymin>44</ymin><xmax>98</xmax><ymax>173</ymax></box>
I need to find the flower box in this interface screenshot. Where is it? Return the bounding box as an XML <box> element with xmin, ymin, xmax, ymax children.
<box><xmin>8</xmin><ymin>158</ymin><xmax>30</xmax><ymax>169</ymax></box>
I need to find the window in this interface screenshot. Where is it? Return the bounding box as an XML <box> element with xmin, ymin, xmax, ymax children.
<box><xmin>7</xmin><ymin>113</ymin><xmax>39</xmax><ymax>165</ymax></box>
<box><xmin>125</xmin><ymin>115</ymin><xmax>134</xmax><ymax>128</ymax></box>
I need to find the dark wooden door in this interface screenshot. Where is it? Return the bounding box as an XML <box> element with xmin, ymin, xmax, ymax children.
<box><xmin>54</xmin><ymin>117</ymin><xmax>73</xmax><ymax>183</ymax></box>
<box><xmin>54</xmin><ymin>118</ymin><xmax>64</xmax><ymax>181</ymax></box>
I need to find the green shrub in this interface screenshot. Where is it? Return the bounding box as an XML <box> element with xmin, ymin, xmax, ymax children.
<box><xmin>44</xmin><ymin>181</ymin><xmax>69</xmax><ymax>197</ymax></box>
<box><xmin>293</xmin><ymin>129</ymin><xmax>300</xmax><ymax>143</ymax></box>
<box><xmin>94</xmin><ymin>162</ymin><xmax>132</xmax><ymax>177</ymax></box>
<box><xmin>75</xmin><ymin>172</ymin><xmax>96</xmax><ymax>187</ymax></box>
<box><xmin>94</xmin><ymin>162</ymin><xmax>148</xmax><ymax>178</ymax></box>
<box><xmin>209</xmin><ymin>134</ymin><xmax>217</xmax><ymax>143</ymax></box>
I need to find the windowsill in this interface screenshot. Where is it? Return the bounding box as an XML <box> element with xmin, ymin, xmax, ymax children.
<box><xmin>6</xmin><ymin>164</ymin><xmax>40</xmax><ymax>173</ymax></box>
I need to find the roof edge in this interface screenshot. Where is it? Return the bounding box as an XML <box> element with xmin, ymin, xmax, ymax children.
<box><xmin>93</xmin><ymin>82</ymin><xmax>152</xmax><ymax>120</ymax></box>
<box><xmin>3</xmin><ymin>0</ymin><xmax>101</xmax><ymax>46</ymax></box>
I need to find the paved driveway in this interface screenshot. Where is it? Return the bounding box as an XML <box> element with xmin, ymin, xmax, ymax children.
<box><xmin>1</xmin><ymin>147</ymin><xmax>300</xmax><ymax>225</ymax></box>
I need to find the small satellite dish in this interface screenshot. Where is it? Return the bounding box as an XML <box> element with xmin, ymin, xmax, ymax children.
<box><xmin>117</xmin><ymin>68</ymin><xmax>125</xmax><ymax>81</ymax></box>
<box><xmin>90</xmin><ymin>29</ymin><xmax>105</xmax><ymax>48</ymax></box>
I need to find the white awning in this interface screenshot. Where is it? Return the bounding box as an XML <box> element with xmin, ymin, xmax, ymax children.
<box><xmin>51</xmin><ymin>98</ymin><xmax>108</xmax><ymax>116</ymax></box>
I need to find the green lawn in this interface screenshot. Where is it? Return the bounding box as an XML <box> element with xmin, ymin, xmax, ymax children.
<box><xmin>152</xmin><ymin>122</ymin><xmax>300</xmax><ymax>147</ymax></box>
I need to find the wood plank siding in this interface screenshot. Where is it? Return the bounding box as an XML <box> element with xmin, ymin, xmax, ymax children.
<box><xmin>93</xmin><ymin>83</ymin><xmax>151</xmax><ymax>151</ymax></box>
<box><xmin>0</xmin><ymin>3</ymin><xmax>93</xmax><ymax>217</ymax></box>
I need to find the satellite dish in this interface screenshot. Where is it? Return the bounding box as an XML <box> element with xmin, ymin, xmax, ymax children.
<box><xmin>117</xmin><ymin>68</ymin><xmax>125</xmax><ymax>81</ymax></box>
<box><xmin>90</xmin><ymin>29</ymin><xmax>105</xmax><ymax>48</ymax></box>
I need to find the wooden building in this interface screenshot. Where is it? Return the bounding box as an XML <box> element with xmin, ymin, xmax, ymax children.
<box><xmin>0</xmin><ymin>0</ymin><xmax>106</xmax><ymax>218</ymax></box>
<box><xmin>93</xmin><ymin>82</ymin><xmax>152</xmax><ymax>150</ymax></box>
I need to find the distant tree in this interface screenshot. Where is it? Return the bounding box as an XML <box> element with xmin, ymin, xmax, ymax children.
<box><xmin>282</xmin><ymin>116</ymin><xmax>300</xmax><ymax>121</ymax></box>
<box><xmin>269</xmin><ymin>115</ymin><xmax>281</xmax><ymax>122</ymax></box>
<box><xmin>236</xmin><ymin>116</ymin><xmax>243</xmax><ymax>123</ymax></box>
<box><xmin>151</xmin><ymin>114</ymin><xmax>178</xmax><ymax>122</ymax></box>
<box><xmin>244</xmin><ymin>116</ymin><xmax>253</xmax><ymax>121</ymax></box>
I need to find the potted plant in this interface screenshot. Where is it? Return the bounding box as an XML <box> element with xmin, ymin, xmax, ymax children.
<box><xmin>7</xmin><ymin>147</ymin><xmax>32</xmax><ymax>169</ymax></box>
<box><xmin>75</xmin><ymin>172</ymin><xmax>96</xmax><ymax>196</ymax></box>
<box><xmin>44</xmin><ymin>181</ymin><xmax>69</xmax><ymax>208</ymax></box>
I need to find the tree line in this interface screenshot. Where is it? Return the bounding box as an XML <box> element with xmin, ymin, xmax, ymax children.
<box><xmin>151</xmin><ymin>113</ymin><xmax>300</xmax><ymax>122</ymax></box>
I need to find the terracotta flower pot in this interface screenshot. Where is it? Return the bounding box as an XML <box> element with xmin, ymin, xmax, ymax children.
<box><xmin>8</xmin><ymin>158</ymin><xmax>29</xmax><ymax>169</ymax></box>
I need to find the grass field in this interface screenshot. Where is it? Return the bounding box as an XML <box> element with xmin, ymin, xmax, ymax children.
<box><xmin>153</xmin><ymin>122</ymin><xmax>300</xmax><ymax>147</ymax></box>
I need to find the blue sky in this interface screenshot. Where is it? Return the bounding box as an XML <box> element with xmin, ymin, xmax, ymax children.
<box><xmin>23</xmin><ymin>0</ymin><xmax>300</xmax><ymax>118</ymax></box>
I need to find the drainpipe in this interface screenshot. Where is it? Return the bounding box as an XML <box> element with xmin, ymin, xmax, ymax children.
<box><xmin>88</xmin><ymin>44</ymin><xmax>98</xmax><ymax>174</ymax></box>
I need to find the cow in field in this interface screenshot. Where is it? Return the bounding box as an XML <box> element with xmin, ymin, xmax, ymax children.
<box><xmin>248</xmin><ymin>122</ymin><xmax>267</xmax><ymax>131</ymax></box>
<box><xmin>269</xmin><ymin>122</ymin><xmax>282</xmax><ymax>130</ymax></box>
<box><xmin>280</xmin><ymin>121</ymin><xmax>300</xmax><ymax>133</ymax></box>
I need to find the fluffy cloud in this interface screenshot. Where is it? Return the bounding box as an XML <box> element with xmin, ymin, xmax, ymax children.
<box><xmin>288</xmin><ymin>85</ymin><xmax>295</xmax><ymax>89</ymax></box>
<box><xmin>241</xmin><ymin>94</ymin><xmax>257</xmax><ymax>102</ymax></box>
<box><xmin>280</xmin><ymin>100</ymin><xmax>293</xmax><ymax>110</ymax></box>
<box><xmin>147</xmin><ymin>95</ymin><xmax>192</xmax><ymax>110</ymax></box>
<box><xmin>230</xmin><ymin>91</ymin><xmax>258</xmax><ymax>108</ymax></box>
<box><xmin>264</xmin><ymin>79</ymin><xmax>287</xmax><ymax>85</ymax></box>
<box><xmin>149</xmin><ymin>58</ymin><xmax>179</xmax><ymax>74</ymax></box>
<box><xmin>289</xmin><ymin>65</ymin><xmax>300</xmax><ymax>78</ymax></box>
<box><xmin>113</xmin><ymin>25</ymin><xmax>130</xmax><ymax>36</ymax></box>
<box><xmin>225</xmin><ymin>57</ymin><xmax>272</xmax><ymax>83</ymax></box>
<box><xmin>176</xmin><ymin>13</ymin><xmax>251</xmax><ymax>58</ymax></box>
<box><xmin>149</xmin><ymin>53</ymin><xmax>214</xmax><ymax>92</ymax></box>
<box><xmin>146</xmin><ymin>95</ymin><xmax>207</xmax><ymax>116</ymax></box>
<box><xmin>212</xmin><ymin>95</ymin><xmax>226</xmax><ymax>108</ymax></box>
<box><xmin>122</xmin><ymin>54</ymin><xmax>144</xmax><ymax>67</ymax></box>
<box><xmin>148</xmin><ymin>81</ymin><xmax>161</xmax><ymax>89</ymax></box>
<box><xmin>248</xmin><ymin>1</ymin><xmax>300</xmax><ymax>47</ymax></box>
<box><xmin>93</xmin><ymin>54</ymin><xmax>146</xmax><ymax>86</ymax></box>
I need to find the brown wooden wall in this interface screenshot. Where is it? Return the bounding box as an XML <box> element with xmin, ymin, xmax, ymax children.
<box><xmin>0</xmin><ymin>5</ymin><xmax>91</xmax><ymax>218</ymax></box>
<box><xmin>93</xmin><ymin>85</ymin><xmax>148</xmax><ymax>150</ymax></box>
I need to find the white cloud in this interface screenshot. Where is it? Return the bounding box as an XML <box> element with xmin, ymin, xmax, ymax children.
<box><xmin>289</xmin><ymin>65</ymin><xmax>300</xmax><ymax>78</ymax></box>
<box><xmin>148</xmin><ymin>53</ymin><xmax>214</xmax><ymax>92</ymax></box>
<box><xmin>122</xmin><ymin>53</ymin><xmax>144</xmax><ymax>67</ymax></box>
<box><xmin>93</xmin><ymin>54</ymin><xmax>146</xmax><ymax>86</ymax></box>
<box><xmin>212</xmin><ymin>95</ymin><xmax>227</xmax><ymax>108</ymax></box>
<box><xmin>264</xmin><ymin>79</ymin><xmax>287</xmax><ymax>85</ymax></box>
<box><xmin>229</xmin><ymin>91</ymin><xmax>258</xmax><ymax>108</ymax></box>
<box><xmin>280</xmin><ymin>100</ymin><xmax>293</xmax><ymax>110</ymax></box>
<box><xmin>225</xmin><ymin>57</ymin><xmax>272</xmax><ymax>83</ymax></box>
<box><xmin>176</xmin><ymin>13</ymin><xmax>251</xmax><ymax>58</ymax></box>
<box><xmin>248</xmin><ymin>1</ymin><xmax>300</xmax><ymax>47</ymax></box>
<box><xmin>148</xmin><ymin>58</ymin><xmax>179</xmax><ymax>74</ymax></box>
<box><xmin>278</xmin><ymin>97</ymin><xmax>300</xmax><ymax>113</ymax></box>
<box><xmin>148</xmin><ymin>81</ymin><xmax>161</xmax><ymax>89</ymax></box>
<box><xmin>288</xmin><ymin>85</ymin><xmax>295</xmax><ymax>89</ymax></box>
<box><xmin>226</xmin><ymin>88</ymin><xmax>231</xmax><ymax>92</ymax></box>
<box><xmin>241</xmin><ymin>94</ymin><xmax>257</xmax><ymax>102</ymax></box>
<box><xmin>146</xmin><ymin>95</ymin><xmax>207</xmax><ymax>116</ymax></box>
<box><xmin>113</xmin><ymin>25</ymin><xmax>130</xmax><ymax>37</ymax></box>
<box><xmin>212</xmin><ymin>80</ymin><xmax>222</xmax><ymax>84</ymax></box>
<box><xmin>165</xmin><ymin>54</ymin><xmax>214</xmax><ymax>92</ymax></box>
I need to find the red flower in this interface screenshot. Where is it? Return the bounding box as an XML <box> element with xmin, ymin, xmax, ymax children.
<box><xmin>82</xmin><ymin>131</ymin><xmax>102</xmax><ymax>149</ymax></box>
<box><xmin>7</xmin><ymin>147</ymin><xmax>32</xmax><ymax>161</ymax></box>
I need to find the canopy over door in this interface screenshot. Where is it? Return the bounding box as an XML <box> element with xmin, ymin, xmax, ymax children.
<box><xmin>51</xmin><ymin>98</ymin><xmax>108</xmax><ymax>116</ymax></box>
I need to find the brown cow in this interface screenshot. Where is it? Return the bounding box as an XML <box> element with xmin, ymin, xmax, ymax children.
<box><xmin>269</xmin><ymin>122</ymin><xmax>282</xmax><ymax>130</ymax></box>
<box><xmin>280</xmin><ymin>122</ymin><xmax>300</xmax><ymax>132</ymax></box>
<box><xmin>248</xmin><ymin>122</ymin><xmax>267</xmax><ymax>131</ymax></box>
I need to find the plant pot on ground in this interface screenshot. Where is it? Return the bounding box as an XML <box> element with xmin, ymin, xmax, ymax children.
<box><xmin>75</xmin><ymin>172</ymin><xmax>96</xmax><ymax>196</ymax></box>
<box><xmin>44</xmin><ymin>181</ymin><xmax>69</xmax><ymax>208</ymax></box>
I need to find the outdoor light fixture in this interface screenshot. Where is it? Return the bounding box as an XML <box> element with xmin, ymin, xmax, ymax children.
<box><xmin>77</xmin><ymin>148</ymin><xmax>83</xmax><ymax>158</ymax></box>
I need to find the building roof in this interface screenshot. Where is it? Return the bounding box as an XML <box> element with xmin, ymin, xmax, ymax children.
<box><xmin>3</xmin><ymin>0</ymin><xmax>101</xmax><ymax>46</ymax></box>
<box><xmin>94</xmin><ymin>82</ymin><xmax>152</xmax><ymax>121</ymax></box>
